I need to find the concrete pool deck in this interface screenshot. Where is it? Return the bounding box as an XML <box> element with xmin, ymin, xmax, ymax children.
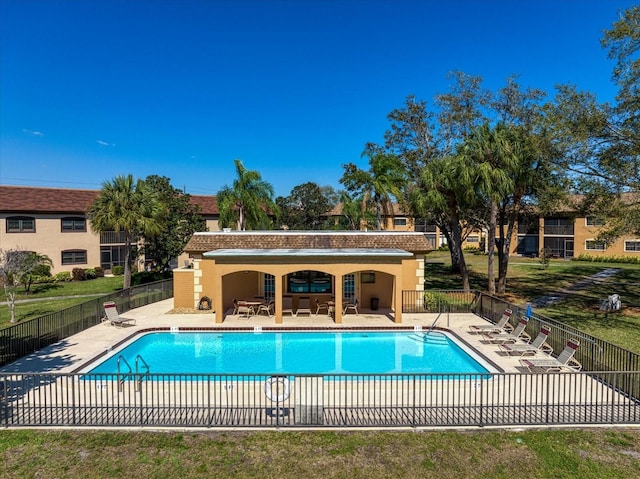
<box><xmin>1</xmin><ymin>299</ymin><xmax>542</xmax><ymax>375</ymax></box>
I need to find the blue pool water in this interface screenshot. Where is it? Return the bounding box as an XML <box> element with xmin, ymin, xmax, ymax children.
<box><xmin>84</xmin><ymin>331</ymin><xmax>490</xmax><ymax>376</ymax></box>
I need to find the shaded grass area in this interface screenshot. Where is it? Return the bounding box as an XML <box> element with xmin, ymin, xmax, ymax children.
<box><xmin>425</xmin><ymin>252</ymin><xmax>640</xmax><ymax>353</ymax></box>
<box><xmin>1</xmin><ymin>429</ymin><xmax>638</xmax><ymax>479</ymax></box>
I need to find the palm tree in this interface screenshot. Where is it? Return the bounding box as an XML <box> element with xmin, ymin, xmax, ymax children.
<box><xmin>340</xmin><ymin>151</ymin><xmax>408</xmax><ymax>230</ymax></box>
<box><xmin>462</xmin><ymin>122</ymin><xmax>515</xmax><ymax>294</ymax></box>
<box><xmin>87</xmin><ymin>175</ymin><xmax>163</xmax><ymax>289</ymax></box>
<box><xmin>217</xmin><ymin>159</ymin><xmax>278</xmax><ymax>230</ymax></box>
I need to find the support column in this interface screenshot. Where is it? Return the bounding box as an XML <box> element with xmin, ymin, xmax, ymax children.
<box><xmin>214</xmin><ymin>273</ymin><xmax>223</xmax><ymax>324</ymax></box>
<box><xmin>394</xmin><ymin>271</ymin><xmax>403</xmax><ymax>323</ymax></box>
<box><xmin>334</xmin><ymin>275</ymin><xmax>343</xmax><ymax>324</ymax></box>
<box><xmin>274</xmin><ymin>273</ymin><xmax>283</xmax><ymax>325</ymax></box>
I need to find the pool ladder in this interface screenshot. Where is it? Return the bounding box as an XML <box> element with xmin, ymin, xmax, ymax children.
<box><xmin>412</xmin><ymin>312</ymin><xmax>447</xmax><ymax>344</ymax></box>
<box><xmin>116</xmin><ymin>354</ymin><xmax>150</xmax><ymax>392</ymax></box>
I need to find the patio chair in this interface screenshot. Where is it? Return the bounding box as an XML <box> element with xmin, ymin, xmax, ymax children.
<box><xmin>520</xmin><ymin>339</ymin><xmax>582</xmax><ymax>372</ymax></box>
<box><xmin>236</xmin><ymin>300</ymin><xmax>254</xmax><ymax>319</ymax></box>
<box><xmin>343</xmin><ymin>298</ymin><xmax>358</xmax><ymax>315</ymax></box>
<box><xmin>282</xmin><ymin>296</ymin><xmax>295</xmax><ymax>316</ymax></box>
<box><xmin>468</xmin><ymin>309</ymin><xmax>513</xmax><ymax>335</ymax></box>
<box><xmin>257</xmin><ymin>300</ymin><xmax>275</xmax><ymax>317</ymax></box>
<box><xmin>232</xmin><ymin>299</ymin><xmax>240</xmax><ymax>315</ymax></box>
<box><xmin>296</xmin><ymin>297</ymin><xmax>312</xmax><ymax>316</ymax></box>
<box><xmin>501</xmin><ymin>325</ymin><xmax>553</xmax><ymax>356</ymax></box>
<box><xmin>102</xmin><ymin>301</ymin><xmax>136</xmax><ymax>327</ymax></box>
<box><xmin>315</xmin><ymin>298</ymin><xmax>329</xmax><ymax>316</ymax></box>
<box><xmin>483</xmin><ymin>317</ymin><xmax>531</xmax><ymax>344</ymax></box>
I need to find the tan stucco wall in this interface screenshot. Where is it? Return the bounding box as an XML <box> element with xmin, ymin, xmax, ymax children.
<box><xmin>508</xmin><ymin>216</ymin><xmax>640</xmax><ymax>258</ymax></box>
<box><xmin>0</xmin><ymin>214</ymin><xmax>100</xmax><ymax>272</ymax></box>
<box><xmin>574</xmin><ymin>219</ymin><xmax>638</xmax><ymax>257</ymax></box>
<box><xmin>176</xmin><ymin>252</ymin><xmax>427</xmax><ymax>323</ymax></box>
<box><xmin>173</xmin><ymin>268</ymin><xmax>196</xmax><ymax>308</ymax></box>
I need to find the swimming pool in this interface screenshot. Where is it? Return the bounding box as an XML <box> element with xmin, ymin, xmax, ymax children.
<box><xmin>83</xmin><ymin>330</ymin><xmax>492</xmax><ymax>376</ymax></box>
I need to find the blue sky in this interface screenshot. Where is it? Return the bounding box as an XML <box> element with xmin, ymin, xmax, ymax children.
<box><xmin>0</xmin><ymin>0</ymin><xmax>635</xmax><ymax>197</ymax></box>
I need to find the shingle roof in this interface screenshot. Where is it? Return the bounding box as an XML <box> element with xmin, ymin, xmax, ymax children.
<box><xmin>0</xmin><ymin>185</ymin><xmax>98</xmax><ymax>213</ymax></box>
<box><xmin>184</xmin><ymin>231</ymin><xmax>432</xmax><ymax>254</ymax></box>
<box><xmin>189</xmin><ymin>195</ymin><xmax>219</xmax><ymax>215</ymax></box>
<box><xmin>0</xmin><ymin>185</ymin><xmax>220</xmax><ymax>215</ymax></box>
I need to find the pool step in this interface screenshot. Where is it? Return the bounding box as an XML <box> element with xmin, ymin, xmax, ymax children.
<box><xmin>410</xmin><ymin>332</ymin><xmax>449</xmax><ymax>345</ymax></box>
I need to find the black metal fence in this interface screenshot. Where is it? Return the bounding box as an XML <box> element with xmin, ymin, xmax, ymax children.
<box><xmin>0</xmin><ymin>279</ymin><xmax>173</xmax><ymax>368</ymax></box>
<box><xmin>402</xmin><ymin>290</ymin><xmax>640</xmax><ymax>403</ymax></box>
<box><xmin>402</xmin><ymin>290</ymin><xmax>479</xmax><ymax>314</ymax></box>
<box><xmin>1</xmin><ymin>371</ymin><xmax>638</xmax><ymax>428</ymax></box>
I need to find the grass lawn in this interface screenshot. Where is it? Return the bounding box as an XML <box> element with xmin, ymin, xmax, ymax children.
<box><xmin>425</xmin><ymin>251</ymin><xmax>640</xmax><ymax>353</ymax></box>
<box><xmin>1</xmin><ymin>429</ymin><xmax>639</xmax><ymax>479</ymax></box>
<box><xmin>0</xmin><ymin>276</ymin><xmax>123</xmax><ymax>328</ymax></box>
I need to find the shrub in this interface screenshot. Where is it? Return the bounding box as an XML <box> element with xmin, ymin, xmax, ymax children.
<box><xmin>94</xmin><ymin>266</ymin><xmax>105</xmax><ymax>278</ymax></box>
<box><xmin>32</xmin><ymin>275</ymin><xmax>55</xmax><ymax>284</ymax></box>
<box><xmin>573</xmin><ymin>253</ymin><xmax>640</xmax><ymax>265</ymax></box>
<box><xmin>54</xmin><ymin>271</ymin><xmax>72</xmax><ymax>282</ymax></box>
<box><xmin>72</xmin><ymin>268</ymin><xmax>86</xmax><ymax>281</ymax></box>
<box><xmin>423</xmin><ymin>291</ymin><xmax>473</xmax><ymax>313</ymax></box>
<box><xmin>540</xmin><ymin>247</ymin><xmax>552</xmax><ymax>269</ymax></box>
<box><xmin>84</xmin><ymin>268</ymin><xmax>97</xmax><ymax>280</ymax></box>
<box><xmin>112</xmin><ymin>265</ymin><xmax>124</xmax><ymax>276</ymax></box>
<box><xmin>132</xmin><ymin>270</ymin><xmax>172</xmax><ymax>286</ymax></box>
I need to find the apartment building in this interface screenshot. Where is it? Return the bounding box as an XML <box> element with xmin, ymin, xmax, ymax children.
<box><xmin>514</xmin><ymin>213</ymin><xmax>639</xmax><ymax>259</ymax></box>
<box><xmin>0</xmin><ymin>185</ymin><xmax>221</xmax><ymax>273</ymax></box>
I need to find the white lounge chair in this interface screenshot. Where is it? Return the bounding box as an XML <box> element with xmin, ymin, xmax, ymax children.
<box><xmin>520</xmin><ymin>339</ymin><xmax>582</xmax><ymax>372</ymax></box>
<box><xmin>483</xmin><ymin>317</ymin><xmax>531</xmax><ymax>344</ymax></box>
<box><xmin>468</xmin><ymin>309</ymin><xmax>513</xmax><ymax>334</ymax></box>
<box><xmin>102</xmin><ymin>301</ymin><xmax>136</xmax><ymax>327</ymax></box>
<box><xmin>501</xmin><ymin>325</ymin><xmax>553</xmax><ymax>356</ymax></box>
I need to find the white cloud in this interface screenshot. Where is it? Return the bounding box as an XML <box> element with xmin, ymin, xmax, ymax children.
<box><xmin>96</xmin><ymin>140</ymin><xmax>112</xmax><ymax>146</ymax></box>
<box><xmin>22</xmin><ymin>129</ymin><xmax>44</xmax><ymax>136</ymax></box>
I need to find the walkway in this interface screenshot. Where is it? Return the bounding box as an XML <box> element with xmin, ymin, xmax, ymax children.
<box><xmin>530</xmin><ymin>268</ymin><xmax>621</xmax><ymax>308</ymax></box>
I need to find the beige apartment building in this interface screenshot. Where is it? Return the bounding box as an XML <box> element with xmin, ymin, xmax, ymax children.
<box><xmin>0</xmin><ymin>186</ymin><xmax>220</xmax><ymax>273</ymax></box>
<box><xmin>514</xmin><ymin>213</ymin><xmax>640</xmax><ymax>259</ymax></box>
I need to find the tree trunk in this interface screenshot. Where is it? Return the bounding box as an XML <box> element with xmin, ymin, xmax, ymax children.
<box><xmin>497</xmin><ymin>210</ymin><xmax>517</xmax><ymax>294</ymax></box>
<box><xmin>447</xmin><ymin>195</ymin><xmax>470</xmax><ymax>291</ymax></box>
<box><xmin>5</xmin><ymin>285</ymin><xmax>16</xmax><ymax>323</ymax></box>
<box><xmin>487</xmin><ymin>201</ymin><xmax>497</xmax><ymax>295</ymax></box>
<box><xmin>123</xmin><ymin>232</ymin><xmax>132</xmax><ymax>290</ymax></box>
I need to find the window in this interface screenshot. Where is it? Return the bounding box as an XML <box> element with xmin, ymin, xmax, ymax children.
<box><xmin>625</xmin><ymin>240</ymin><xmax>640</xmax><ymax>252</ymax></box>
<box><xmin>287</xmin><ymin>271</ymin><xmax>332</xmax><ymax>294</ymax></box>
<box><xmin>393</xmin><ymin>218</ymin><xmax>407</xmax><ymax>227</ymax></box>
<box><xmin>414</xmin><ymin>218</ymin><xmax>436</xmax><ymax>233</ymax></box>
<box><xmin>61</xmin><ymin>217</ymin><xmax>87</xmax><ymax>232</ymax></box>
<box><xmin>62</xmin><ymin>250</ymin><xmax>87</xmax><ymax>265</ymax></box>
<box><xmin>466</xmin><ymin>235</ymin><xmax>479</xmax><ymax>243</ymax></box>
<box><xmin>343</xmin><ymin>274</ymin><xmax>355</xmax><ymax>301</ymax></box>
<box><xmin>585</xmin><ymin>216</ymin><xmax>605</xmax><ymax>227</ymax></box>
<box><xmin>544</xmin><ymin>217</ymin><xmax>574</xmax><ymax>235</ymax></box>
<box><xmin>6</xmin><ymin>216</ymin><xmax>35</xmax><ymax>233</ymax></box>
<box><xmin>585</xmin><ymin>240</ymin><xmax>605</xmax><ymax>251</ymax></box>
<box><xmin>264</xmin><ymin>273</ymin><xmax>275</xmax><ymax>299</ymax></box>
